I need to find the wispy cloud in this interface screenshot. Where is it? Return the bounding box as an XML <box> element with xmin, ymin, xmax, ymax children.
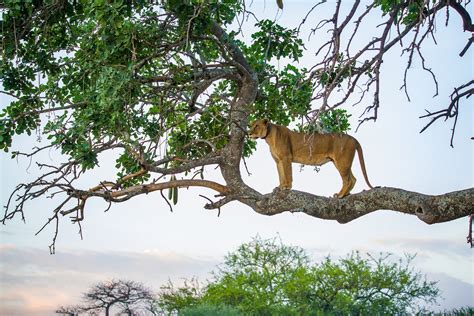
<box><xmin>427</xmin><ymin>272</ymin><xmax>474</xmax><ymax>312</ymax></box>
<box><xmin>0</xmin><ymin>230</ymin><xmax>14</xmax><ymax>236</ymax></box>
<box><xmin>374</xmin><ymin>237</ymin><xmax>471</xmax><ymax>258</ymax></box>
<box><xmin>0</xmin><ymin>246</ymin><xmax>218</xmax><ymax>315</ymax></box>
<box><xmin>373</xmin><ymin>237</ymin><xmax>473</xmax><ymax>287</ymax></box>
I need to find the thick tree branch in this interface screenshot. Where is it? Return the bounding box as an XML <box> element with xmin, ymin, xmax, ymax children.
<box><xmin>448</xmin><ymin>0</ymin><xmax>474</xmax><ymax>32</ymax></box>
<box><xmin>208</xmin><ymin>21</ymin><xmax>258</xmax><ymax>189</ymax></box>
<box><xmin>253</xmin><ymin>187</ymin><xmax>474</xmax><ymax>225</ymax></box>
<box><xmin>209</xmin><ymin>21</ymin><xmax>255</xmax><ymax>78</ymax></box>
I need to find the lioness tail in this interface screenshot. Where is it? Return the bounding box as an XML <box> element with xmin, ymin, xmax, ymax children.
<box><xmin>356</xmin><ymin>142</ymin><xmax>374</xmax><ymax>189</ymax></box>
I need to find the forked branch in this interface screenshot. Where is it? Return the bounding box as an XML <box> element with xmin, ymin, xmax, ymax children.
<box><xmin>420</xmin><ymin>80</ymin><xmax>474</xmax><ymax>146</ymax></box>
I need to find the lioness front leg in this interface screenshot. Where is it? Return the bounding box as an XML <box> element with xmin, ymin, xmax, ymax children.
<box><xmin>276</xmin><ymin>159</ymin><xmax>292</xmax><ymax>190</ymax></box>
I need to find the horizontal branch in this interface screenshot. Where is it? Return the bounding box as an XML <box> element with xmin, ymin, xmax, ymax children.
<box><xmin>147</xmin><ymin>154</ymin><xmax>222</xmax><ymax>175</ymax></box>
<box><xmin>2</xmin><ymin>102</ymin><xmax>87</xmax><ymax>122</ymax></box>
<box><xmin>137</xmin><ymin>69</ymin><xmax>238</xmax><ymax>85</ymax></box>
<box><xmin>66</xmin><ymin>179</ymin><xmax>230</xmax><ymax>205</ymax></box>
<box><xmin>107</xmin><ymin>179</ymin><xmax>229</xmax><ymax>198</ymax></box>
<box><xmin>253</xmin><ymin>187</ymin><xmax>474</xmax><ymax>224</ymax></box>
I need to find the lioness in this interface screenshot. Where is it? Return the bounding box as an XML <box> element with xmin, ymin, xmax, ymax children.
<box><xmin>249</xmin><ymin>119</ymin><xmax>374</xmax><ymax>198</ymax></box>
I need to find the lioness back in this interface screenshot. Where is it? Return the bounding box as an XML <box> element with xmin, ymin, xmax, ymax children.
<box><xmin>275</xmin><ymin>125</ymin><xmax>357</xmax><ymax>166</ymax></box>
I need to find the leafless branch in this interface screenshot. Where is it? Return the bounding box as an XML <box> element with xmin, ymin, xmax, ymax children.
<box><xmin>420</xmin><ymin>80</ymin><xmax>474</xmax><ymax>146</ymax></box>
<box><xmin>302</xmin><ymin>0</ymin><xmax>468</xmax><ymax>134</ymax></box>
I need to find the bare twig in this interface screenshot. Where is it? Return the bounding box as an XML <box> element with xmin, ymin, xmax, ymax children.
<box><xmin>420</xmin><ymin>80</ymin><xmax>474</xmax><ymax>147</ymax></box>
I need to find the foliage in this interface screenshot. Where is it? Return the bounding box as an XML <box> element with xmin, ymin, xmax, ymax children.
<box><xmin>375</xmin><ymin>0</ymin><xmax>425</xmax><ymax>24</ymax></box>
<box><xmin>54</xmin><ymin>239</ymin><xmax>471</xmax><ymax>315</ymax></box>
<box><xmin>0</xmin><ymin>0</ymin><xmax>338</xmax><ymax>164</ymax></box>
<box><xmin>156</xmin><ymin>236</ymin><xmax>440</xmax><ymax>315</ymax></box>
<box><xmin>250</xmin><ymin>64</ymin><xmax>313</xmax><ymax>127</ymax></box>
<box><xmin>298</xmin><ymin>109</ymin><xmax>352</xmax><ymax>134</ymax></box>
<box><xmin>157</xmin><ymin>278</ymin><xmax>203</xmax><ymax>314</ymax></box>
<box><xmin>319</xmin><ymin>109</ymin><xmax>351</xmax><ymax>133</ymax></box>
<box><xmin>250</xmin><ymin>19</ymin><xmax>303</xmax><ymax>62</ymax></box>
<box><xmin>203</xmin><ymin>236</ymin><xmax>310</xmax><ymax>315</ymax></box>
<box><xmin>0</xmin><ymin>0</ymin><xmax>309</xmax><ymax>166</ymax></box>
<box><xmin>288</xmin><ymin>252</ymin><xmax>439</xmax><ymax>315</ymax></box>
<box><xmin>181</xmin><ymin>303</ymin><xmax>242</xmax><ymax>316</ymax></box>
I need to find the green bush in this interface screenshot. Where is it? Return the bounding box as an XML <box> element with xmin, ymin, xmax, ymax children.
<box><xmin>180</xmin><ymin>303</ymin><xmax>242</xmax><ymax>316</ymax></box>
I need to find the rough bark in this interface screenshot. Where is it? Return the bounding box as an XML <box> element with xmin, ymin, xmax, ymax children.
<box><xmin>251</xmin><ymin>187</ymin><xmax>474</xmax><ymax>224</ymax></box>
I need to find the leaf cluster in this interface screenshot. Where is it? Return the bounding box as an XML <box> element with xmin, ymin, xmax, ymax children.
<box><xmin>165</xmin><ymin>0</ymin><xmax>243</xmax><ymax>29</ymax></box>
<box><xmin>375</xmin><ymin>0</ymin><xmax>425</xmax><ymax>25</ymax></box>
<box><xmin>250</xmin><ymin>19</ymin><xmax>303</xmax><ymax>62</ymax></box>
<box><xmin>158</xmin><ymin>278</ymin><xmax>203</xmax><ymax>313</ymax></box>
<box><xmin>251</xmin><ymin>65</ymin><xmax>312</xmax><ymax>126</ymax></box>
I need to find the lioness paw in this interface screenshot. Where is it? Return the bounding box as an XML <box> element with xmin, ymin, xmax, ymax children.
<box><xmin>333</xmin><ymin>192</ymin><xmax>348</xmax><ymax>199</ymax></box>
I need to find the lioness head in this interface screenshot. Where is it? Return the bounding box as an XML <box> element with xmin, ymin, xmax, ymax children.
<box><xmin>249</xmin><ymin>119</ymin><xmax>270</xmax><ymax>139</ymax></box>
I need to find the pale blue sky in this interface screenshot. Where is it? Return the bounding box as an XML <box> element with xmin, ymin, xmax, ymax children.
<box><xmin>1</xmin><ymin>1</ymin><xmax>473</xmax><ymax>314</ymax></box>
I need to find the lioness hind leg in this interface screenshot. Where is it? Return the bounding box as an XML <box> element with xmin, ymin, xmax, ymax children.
<box><xmin>348</xmin><ymin>171</ymin><xmax>356</xmax><ymax>193</ymax></box>
<box><xmin>334</xmin><ymin>166</ymin><xmax>354</xmax><ymax>198</ymax></box>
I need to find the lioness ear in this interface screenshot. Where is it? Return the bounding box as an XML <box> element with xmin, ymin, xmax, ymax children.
<box><xmin>263</xmin><ymin>119</ymin><xmax>269</xmax><ymax>125</ymax></box>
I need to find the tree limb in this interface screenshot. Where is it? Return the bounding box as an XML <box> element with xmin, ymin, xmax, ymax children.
<box><xmin>448</xmin><ymin>0</ymin><xmax>474</xmax><ymax>32</ymax></box>
<box><xmin>253</xmin><ymin>187</ymin><xmax>474</xmax><ymax>225</ymax></box>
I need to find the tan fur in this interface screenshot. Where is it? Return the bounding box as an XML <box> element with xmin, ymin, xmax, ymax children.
<box><xmin>249</xmin><ymin>119</ymin><xmax>374</xmax><ymax>198</ymax></box>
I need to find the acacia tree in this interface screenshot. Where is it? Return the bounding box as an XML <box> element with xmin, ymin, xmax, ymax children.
<box><xmin>0</xmin><ymin>0</ymin><xmax>473</xmax><ymax>251</ymax></box>
<box><xmin>56</xmin><ymin>279</ymin><xmax>157</xmax><ymax>316</ymax></box>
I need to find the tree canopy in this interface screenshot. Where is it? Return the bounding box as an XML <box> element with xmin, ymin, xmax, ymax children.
<box><xmin>1</xmin><ymin>0</ymin><xmax>473</xmax><ymax>250</ymax></box>
<box><xmin>156</xmin><ymin>236</ymin><xmax>440</xmax><ymax>315</ymax></box>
